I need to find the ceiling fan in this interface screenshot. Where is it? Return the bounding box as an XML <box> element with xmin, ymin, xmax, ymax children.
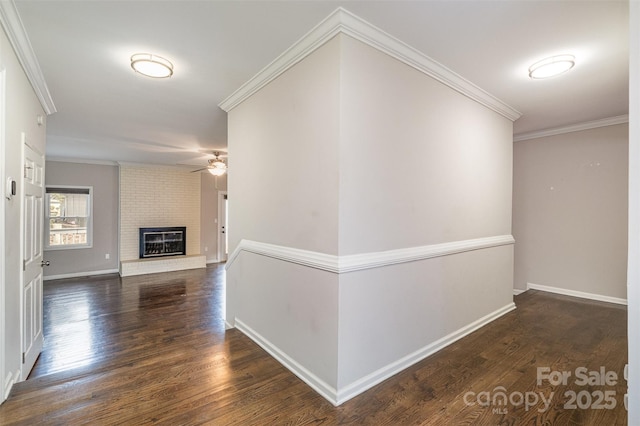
<box><xmin>191</xmin><ymin>151</ymin><xmax>227</xmax><ymax>176</ymax></box>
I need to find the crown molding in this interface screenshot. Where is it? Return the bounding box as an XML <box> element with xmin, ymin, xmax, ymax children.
<box><xmin>226</xmin><ymin>235</ymin><xmax>515</xmax><ymax>274</ymax></box>
<box><xmin>117</xmin><ymin>161</ymin><xmax>194</xmax><ymax>170</ymax></box>
<box><xmin>47</xmin><ymin>157</ymin><xmax>119</xmax><ymax>166</ymax></box>
<box><xmin>514</xmin><ymin>114</ymin><xmax>629</xmax><ymax>142</ymax></box>
<box><xmin>219</xmin><ymin>7</ymin><xmax>521</xmax><ymax>121</ymax></box>
<box><xmin>0</xmin><ymin>0</ymin><xmax>56</xmax><ymax>115</ymax></box>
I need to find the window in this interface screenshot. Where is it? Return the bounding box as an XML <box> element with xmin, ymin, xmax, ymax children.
<box><xmin>45</xmin><ymin>186</ymin><xmax>93</xmax><ymax>250</ymax></box>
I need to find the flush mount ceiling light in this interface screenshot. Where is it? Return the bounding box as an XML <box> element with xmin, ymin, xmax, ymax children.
<box><xmin>528</xmin><ymin>54</ymin><xmax>575</xmax><ymax>79</ymax></box>
<box><xmin>130</xmin><ymin>53</ymin><xmax>174</xmax><ymax>78</ymax></box>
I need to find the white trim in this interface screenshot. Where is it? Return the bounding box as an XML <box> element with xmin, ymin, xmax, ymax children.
<box><xmin>219</xmin><ymin>7</ymin><xmax>521</xmax><ymax>122</ymax></box>
<box><xmin>628</xmin><ymin>2</ymin><xmax>640</xmax><ymax>422</ymax></box>
<box><xmin>19</xmin><ymin>134</ymin><xmax>25</xmax><ymax>383</ymax></box>
<box><xmin>336</xmin><ymin>302</ymin><xmax>516</xmax><ymax>405</ymax></box>
<box><xmin>514</xmin><ymin>115</ymin><xmax>629</xmax><ymax>142</ymax></box>
<box><xmin>226</xmin><ymin>235</ymin><xmax>515</xmax><ymax>274</ymax></box>
<box><xmin>235</xmin><ymin>302</ymin><xmax>516</xmax><ymax>406</ymax></box>
<box><xmin>117</xmin><ymin>161</ymin><xmax>194</xmax><ymax>169</ymax></box>
<box><xmin>3</xmin><ymin>369</ymin><xmax>18</xmax><ymax>401</ymax></box>
<box><xmin>527</xmin><ymin>282</ymin><xmax>627</xmax><ymax>305</ymax></box>
<box><xmin>235</xmin><ymin>319</ymin><xmax>339</xmax><ymax>405</ymax></box>
<box><xmin>43</xmin><ymin>269</ymin><xmax>119</xmax><ymax>281</ymax></box>
<box><xmin>227</xmin><ymin>240</ymin><xmax>337</xmax><ymax>273</ymax></box>
<box><xmin>46</xmin><ymin>157</ymin><xmax>119</xmax><ymax>167</ymax></box>
<box><xmin>0</xmin><ymin>67</ymin><xmax>5</xmax><ymax>403</ymax></box>
<box><xmin>0</xmin><ymin>1</ymin><xmax>56</xmax><ymax>115</ymax></box>
<box><xmin>44</xmin><ymin>185</ymin><xmax>93</xmax><ymax>251</ymax></box>
<box><xmin>513</xmin><ymin>289</ymin><xmax>526</xmax><ymax>296</ymax></box>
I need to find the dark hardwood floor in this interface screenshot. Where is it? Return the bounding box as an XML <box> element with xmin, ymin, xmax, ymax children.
<box><xmin>0</xmin><ymin>265</ymin><xmax>628</xmax><ymax>425</ymax></box>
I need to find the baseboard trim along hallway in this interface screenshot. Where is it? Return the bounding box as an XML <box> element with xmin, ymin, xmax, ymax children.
<box><xmin>234</xmin><ymin>301</ymin><xmax>516</xmax><ymax>406</ymax></box>
<box><xmin>527</xmin><ymin>282</ymin><xmax>627</xmax><ymax>305</ymax></box>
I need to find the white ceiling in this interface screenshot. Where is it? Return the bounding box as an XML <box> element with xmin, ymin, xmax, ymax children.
<box><xmin>13</xmin><ymin>0</ymin><xmax>629</xmax><ymax>167</ymax></box>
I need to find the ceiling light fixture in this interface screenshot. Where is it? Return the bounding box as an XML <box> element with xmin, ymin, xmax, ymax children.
<box><xmin>130</xmin><ymin>53</ymin><xmax>174</xmax><ymax>78</ymax></box>
<box><xmin>190</xmin><ymin>152</ymin><xmax>227</xmax><ymax>175</ymax></box>
<box><xmin>528</xmin><ymin>54</ymin><xmax>575</xmax><ymax>79</ymax></box>
<box><xmin>209</xmin><ymin>157</ymin><xmax>227</xmax><ymax>176</ymax></box>
<box><xmin>209</xmin><ymin>166</ymin><xmax>226</xmax><ymax>176</ymax></box>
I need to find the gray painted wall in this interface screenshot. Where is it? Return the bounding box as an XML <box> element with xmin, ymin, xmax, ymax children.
<box><xmin>44</xmin><ymin>161</ymin><xmax>119</xmax><ymax>278</ymax></box>
<box><xmin>513</xmin><ymin>123</ymin><xmax>628</xmax><ymax>299</ymax></box>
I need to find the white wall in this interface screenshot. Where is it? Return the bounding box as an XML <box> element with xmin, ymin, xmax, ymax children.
<box><xmin>226</xmin><ymin>31</ymin><xmax>514</xmax><ymax>404</ymax></box>
<box><xmin>335</xmin><ymin>35</ymin><xmax>514</xmax><ymax>393</ymax></box>
<box><xmin>226</xmin><ymin>35</ymin><xmax>342</xmax><ymax>389</ymax></box>
<box><xmin>44</xmin><ymin>161</ymin><xmax>119</xmax><ymax>279</ymax></box>
<box><xmin>0</xmin><ymin>25</ymin><xmax>46</xmax><ymax>401</ymax></box>
<box><xmin>513</xmin><ymin>124</ymin><xmax>628</xmax><ymax>301</ymax></box>
<box><xmin>227</xmin><ymin>36</ymin><xmax>341</xmax><ymax>256</ymax></box>
<box><xmin>338</xmin><ymin>35</ymin><xmax>513</xmax><ymax>254</ymax></box>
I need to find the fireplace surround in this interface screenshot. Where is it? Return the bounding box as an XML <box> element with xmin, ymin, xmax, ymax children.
<box><xmin>139</xmin><ymin>227</ymin><xmax>186</xmax><ymax>259</ymax></box>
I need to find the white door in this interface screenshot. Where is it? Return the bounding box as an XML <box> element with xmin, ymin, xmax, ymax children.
<box><xmin>218</xmin><ymin>191</ymin><xmax>228</xmax><ymax>262</ymax></box>
<box><xmin>21</xmin><ymin>140</ymin><xmax>44</xmax><ymax>380</ymax></box>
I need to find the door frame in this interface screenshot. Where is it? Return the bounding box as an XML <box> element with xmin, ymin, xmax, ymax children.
<box><xmin>0</xmin><ymin>67</ymin><xmax>5</xmax><ymax>402</ymax></box>
<box><xmin>217</xmin><ymin>191</ymin><xmax>227</xmax><ymax>262</ymax></box>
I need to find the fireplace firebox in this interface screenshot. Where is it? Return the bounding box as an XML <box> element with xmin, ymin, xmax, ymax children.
<box><xmin>139</xmin><ymin>227</ymin><xmax>186</xmax><ymax>258</ymax></box>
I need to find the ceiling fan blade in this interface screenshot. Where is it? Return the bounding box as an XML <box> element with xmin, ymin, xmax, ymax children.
<box><xmin>190</xmin><ymin>167</ymin><xmax>210</xmax><ymax>173</ymax></box>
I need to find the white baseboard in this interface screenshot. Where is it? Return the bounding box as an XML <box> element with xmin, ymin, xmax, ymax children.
<box><xmin>527</xmin><ymin>282</ymin><xmax>627</xmax><ymax>305</ymax></box>
<box><xmin>3</xmin><ymin>368</ymin><xmax>19</xmax><ymax>402</ymax></box>
<box><xmin>513</xmin><ymin>289</ymin><xmax>526</xmax><ymax>296</ymax></box>
<box><xmin>235</xmin><ymin>301</ymin><xmax>516</xmax><ymax>406</ymax></box>
<box><xmin>335</xmin><ymin>302</ymin><xmax>516</xmax><ymax>405</ymax></box>
<box><xmin>44</xmin><ymin>269</ymin><xmax>119</xmax><ymax>281</ymax></box>
<box><xmin>234</xmin><ymin>319</ymin><xmax>339</xmax><ymax>405</ymax></box>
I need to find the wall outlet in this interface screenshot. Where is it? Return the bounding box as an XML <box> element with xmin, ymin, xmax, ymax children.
<box><xmin>105</xmin><ymin>253</ymin><xmax>110</xmax><ymax>259</ymax></box>
<box><xmin>204</xmin><ymin>246</ymin><xmax>208</xmax><ymax>252</ymax></box>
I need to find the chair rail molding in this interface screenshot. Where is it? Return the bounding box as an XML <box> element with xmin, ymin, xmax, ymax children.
<box><xmin>226</xmin><ymin>235</ymin><xmax>515</xmax><ymax>274</ymax></box>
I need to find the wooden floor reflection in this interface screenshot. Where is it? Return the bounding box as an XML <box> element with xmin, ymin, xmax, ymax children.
<box><xmin>0</xmin><ymin>265</ymin><xmax>628</xmax><ymax>425</ymax></box>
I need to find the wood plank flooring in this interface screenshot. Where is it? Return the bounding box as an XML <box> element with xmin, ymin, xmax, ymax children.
<box><xmin>0</xmin><ymin>265</ymin><xmax>628</xmax><ymax>425</ymax></box>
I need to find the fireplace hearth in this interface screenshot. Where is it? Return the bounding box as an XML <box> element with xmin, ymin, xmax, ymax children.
<box><xmin>139</xmin><ymin>227</ymin><xmax>186</xmax><ymax>258</ymax></box>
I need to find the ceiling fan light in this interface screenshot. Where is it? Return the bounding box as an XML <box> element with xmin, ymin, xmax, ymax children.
<box><xmin>528</xmin><ymin>54</ymin><xmax>575</xmax><ymax>79</ymax></box>
<box><xmin>209</xmin><ymin>167</ymin><xmax>226</xmax><ymax>176</ymax></box>
<box><xmin>212</xmin><ymin>159</ymin><xmax>226</xmax><ymax>169</ymax></box>
<box><xmin>131</xmin><ymin>53</ymin><xmax>174</xmax><ymax>78</ymax></box>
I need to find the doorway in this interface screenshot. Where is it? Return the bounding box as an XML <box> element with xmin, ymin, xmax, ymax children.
<box><xmin>218</xmin><ymin>191</ymin><xmax>228</xmax><ymax>262</ymax></box>
<box><xmin>21</xmin><ymin>138</ymin><xmax>45</xmax><ymax>380</ymax></box>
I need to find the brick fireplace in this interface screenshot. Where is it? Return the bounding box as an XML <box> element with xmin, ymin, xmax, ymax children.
<box><xmin>118</xmin><ymin>166</ymin><xmax>206</xmax><ymax>277</ymax></box>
